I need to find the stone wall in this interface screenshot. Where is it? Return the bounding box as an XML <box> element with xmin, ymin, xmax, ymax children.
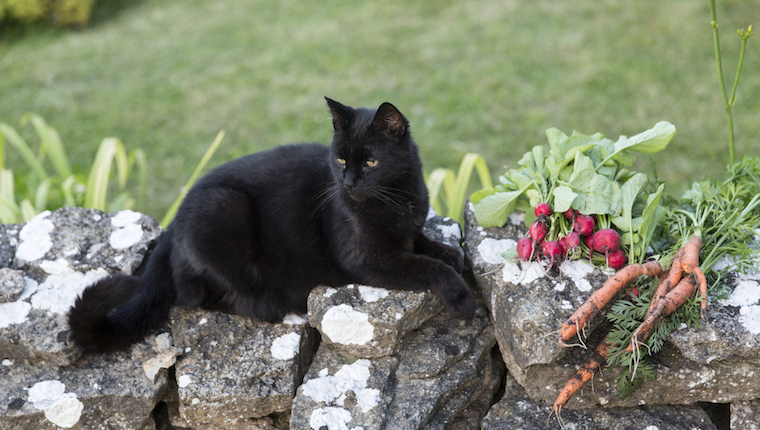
<box><xmin>1</xmin><ymin>206</ymin><xmax>758</xmax><ymax>429</ymax></box>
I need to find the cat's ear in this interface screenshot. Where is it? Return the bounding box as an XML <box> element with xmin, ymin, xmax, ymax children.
<box><xmin>325</xmin><ymin>97</ymin><xmax>354</xmax><ymax>131</ymax></box>
<box><xmin>372</xmin><ymin>102</ymin><xmax>407</xmax><ymax>140</ymax></box>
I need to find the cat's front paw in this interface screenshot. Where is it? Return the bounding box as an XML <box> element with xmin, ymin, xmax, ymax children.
<box><xmin>428</xmin><ymin>243</ymin><xmax>465</xmax><ymax>274</ymax></box>
<box><xmin>440</xmin><ymin>278</ymin><xmax>475</xmax><ymax>319</ymax></box>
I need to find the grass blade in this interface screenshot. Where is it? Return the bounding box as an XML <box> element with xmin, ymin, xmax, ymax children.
<box><xmin>0</xmin><ymin>122</ymin><xmax>47</xmax><ymax>183</ymax></box>
<box><xmin>427</xmin><ymin>168</ymin><xmax>454</xmax><ymax>216</ymax></box>
<box><xmin>0</xmin><ymin>169</ymin><xmax>22</xmax><ymax>223</ymax></box>
<box><xmin>24</xmin><ymin>114</ymin><xmax>73</xmax><ymax>179</ymax></box>
<box><xmin>160</xmin><ymin>130</ymin><xmax>225</xmax><ymax>228</ymax></box>
<box><xmin>85</xmin><ymin>138</ymin><xmax>120</xmax><ymax>211</ymax></box>
<box><xmin>20</xmin><ymin>199</ymin><xmax>37</xmax><ymax>221</ymax></box>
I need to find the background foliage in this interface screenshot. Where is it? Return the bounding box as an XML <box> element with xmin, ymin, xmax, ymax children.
<box><xmin>1</xmin><ymin>0</ymin><xmax>758</xmax><ymax>220</ymax></box>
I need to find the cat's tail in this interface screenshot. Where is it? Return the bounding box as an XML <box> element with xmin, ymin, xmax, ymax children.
<box><xmin>68</xmin><ymin>230</ymin><xmax>176</xmax><ymax>353</ymax></box>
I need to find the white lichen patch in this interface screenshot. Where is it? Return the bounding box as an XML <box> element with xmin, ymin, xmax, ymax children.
<box><xmin>177</xmin><ymin>375</ymin><xmax>194</xmax><ymax>388</ymax></box>
<box><xmin>508</xmin><ymin>211</ymin><xmax>526</xmax><ymax>226</ymax></box>
<box><xmin>559</xmin><ymin>260</ymin><xmax>595</xmax><ymax>292</ymax></box>
<box><xmin>26</xmin><ymin>380</ymin><xmax>84</xmax><ymax>428</ymax></box>
<box><xmin>357</xmin><ymin>285</ymin><xmax>388</xmax><ymax>303</ymax></box>
<box><xmin>323</xmin><ymin>287</ymin><xmax>338</xmax><ymax>298</ymax></box>
<box><xmin>723</xmin><ymin>280</ymin><xmax>760</xmax><ymax>307</ymax></box>
<box><xmin>309</xmin><ymin>407</ymin><xmax>355</xmax><ymax>430</ymax></box>
<box><xmin>15</xmin><ymin>211</ymin><xmax>54</xmax><ymax>262</ymax></box>
<box><xmin>722</xmin><ymin>280</ymin><xmax>760</xmax><ymax>335</ymax></box>
<box><xmin>436</xmin><ymin>223</ymin><xmax>461</xmax><ymax>241</ymax></box>
<box><xmin>109</xmin><ymin>210</ymin><xmax>144</xmax><ymax>249</ymax></box>
<box><xmin>301</xmin><ymin>359</ymin><xmax>379</xmax><ymax>415</ymax></box>
<box><xmin>502</xmin><ymin>261</ymin><xmax>543</xmax><ymax>285</ymax></box>
<box><xmin>739</xmin><ymin>306</ymin><xmax>760</xmax><ymax>335</ymax></box>
<box><xmin>0</xmin><ymin>301</ymin><xmax>32</xmax><ymax>329</ymax></box>
<box><xmin>478</xmin><ymin>238</ymin><xmax>515</xmax><ymax>265</ymax></box>
<box><xmin>2</xmin><ymin>359</ymin><xmax>12</xmax><ymax>366</ymax></box>
<box><xmin>30</xmin><ymin>265</ymin><xmax>109</xmax><ymax>314</ymax></box>
<box><xmin>321</xmin><ymin>304</ymin><xmax>374</xmax><ymax>345</ymax></box>
<box><xmin>283</xmin><ymin>313</ymin><xmax>309</xmax><ymax>325</ymax></box>
<box><xmin>271</xmin><ymin>332</ymin><xmax>302</xmax><ymax>360</ymax></box>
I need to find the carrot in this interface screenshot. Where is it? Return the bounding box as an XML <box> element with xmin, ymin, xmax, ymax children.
<box><xmin>680</xmin><ymin>234</ymin><xmax>702</xmax><ymax>270</ymax></box>
<box><xmin>559</xmin><ymin>261</ymin><xmax>662</xmax><ymax>345</ymax></box>
<box><xmin>647</xmin><ymin>249</ymin><xmax>683</xmax><ymax>316</ymax></box>
<box><xmin>551</xmin><ymin>337</ymin><xmax>611</xmax><ymax>425</ymax></box>
<box><xmin>692</xmin><ymin>264</ymin><xmax>708</xmax><ymax>320</ymax></box>
<box><xmin>627</xmin><ymin>272</ymin><xmax>698</xmax><ymax>352</ymax></box>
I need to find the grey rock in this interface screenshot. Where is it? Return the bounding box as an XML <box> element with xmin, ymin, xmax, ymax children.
<box><xmin>293</xmin><ymin>294</ymin><xmax>499</xmax><ymax>430</ymax></box>
<box><xmin>482</xmin><ymin>373</ymin><xmax>718</xmax><ymax>430</ymax></box>
<box><xmin>0</xmin><ymin>223</ymin><xmax>21</xmax><ymax>268</ymax></box>
<box><xmin>169</xmin><ymin>308</ymin><xmax>318</xmax><ymax>428</ymax></box>
<box><xmin>386</xmin><ymin>306</ymin><xmax>499</xmax><ymax>430</ymax></box>
<box><xmin>464</xmin><ymin>202</ymin><xmax>760</xmax><ymax>408</ymax></box>
<box><xmin>423</xmin><ymin>212</ymin><xmax>465</xmax><ymax>256</ymax></box>
<box><xmin>308</xmin><ymin>285</ymin><xmax>443</xmax><ymax>358</ymax></box>
<box><xmin>0</xmin><ymin>268</ymin><xmax>25</xmax><ymax>303</ymax></box>
<box><xmin>0</xmin><ymin>335</ymin><xmax>167</xmax><ymax>430</ymax></box>
<box><xmin>731</xmin><ymin>399</ymin><xmax>760</xmax><ymax>430</ymax></box>
<box><xmin>290</xmin><ymin>342</ymin><xmax>398</xmax><ymax>430</ymax></box>
<box><xmin>0</xmin><ymin>208</ymin><xmax>161</xmax><ymax>366</ymax></box>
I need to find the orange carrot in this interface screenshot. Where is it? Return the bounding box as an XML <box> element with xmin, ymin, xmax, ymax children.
<box><xmin>692</xmin><ymin>264</ymin><xmax>708</xmax><ymax>320</ymax></box>
<box><xmin>559</xmin><ymin>261</ymin><xmax>662</xmax><ymax>345</ymax></box>
<box><xmin>627</xmin><ymin>272</ymin><xmax>698</xmax><ymax>351</ymax></box>
<box><xmin>680</xmin><ymin>234</ymin><xmax>702</xmax><ymax>270</ymax></box>
<box><xmin>647</xmin><ymin>249</ymin><xmax>683</xmax><ymax>315</ymax></box>
<box><xmin>552</xmin><ymin>338</ymin><xmax>611</xmax><ymax>419</ymax></box>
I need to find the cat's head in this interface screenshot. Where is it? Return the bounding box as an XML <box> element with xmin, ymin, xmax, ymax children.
<box><xmin>325</xmin><ymin>98</ymin><xmax>422</xmax><ymax>204</ymax></box>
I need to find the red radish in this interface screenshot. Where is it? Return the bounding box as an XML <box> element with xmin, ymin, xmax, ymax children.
<box><xmin>592</xmin><ymin>229</ymin><xmax>621</xmax><ymax>253</ymax></box>
<box><xmin>529</xmin><ymin>221</ymin><xmax>548</xmax><ymax>242</ymax></box>
<box><xmin>542</xmin><ymin>240</ymin><xmax>562</xmax><ymax>268</ymax></box>
<box><xmin>516</xmin><ymin>237</ymin><xmax>533</xmax><ymax>260</ymax></box>
<box><xmin>607</xmin><ymin>248</ymin><xmax>627</xmax><ymax>269</ymax></box>
<box><xmin>573</xmin><ymin>215</ymin><xmax>595</xmax><ymax>236</ymax></box>
<box><xmin>565</xmin><ymin>231</ymin><xmax>581</xmax><ymax>249</ymax></box>
<box><xmin>584</xmin><ymin>232</ymin><xmax>595</xmax><ymax>249</ymax></box>
<box><xmin>557</xmin><ymin>237</ymin><xmax>568</xmax><ymax>256</ymax></box>
<box><xmin>563</xmin><ymin>208</ymin><xmax>577</xmax><ymax>220</ymax></box>
<box><xmin>565</xmin><ymin>231</ymin><xmax>581</xmax><ymax>258</ymax></box>
<box><xmin>535</xmin><ymin>203</ymin><xmax>552</xmax><ymax>218</ymax></box>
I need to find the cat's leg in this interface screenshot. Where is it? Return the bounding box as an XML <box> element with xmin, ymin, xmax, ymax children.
<box><xmin>350</xmin><ymin>252</ymin><xmax>475</xmax><ymax>319</ymax></box>
<box><xmin>171</xmin><ymin>187</ymin><xmax>288</xmax><ymax>323</ymax></box>
<box><xmin>414</xmin><ymin>232</ymin><xmax>464</xmax><ymax>274</ymax></box>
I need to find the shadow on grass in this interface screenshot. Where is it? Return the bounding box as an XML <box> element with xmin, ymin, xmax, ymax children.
<box><xmin>89</xmin><ymin>0</ymin><xmax>149</xmax><ymax>28</ymax></box>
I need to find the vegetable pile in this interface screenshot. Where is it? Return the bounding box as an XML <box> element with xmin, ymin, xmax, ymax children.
<box><xmin>470</xmin><ymin>122</ymin><xmax>760</xmax><ymax>425</ymax></box>
<box><xmin>472</xmin><ymin>121</ymin><xmax>675</xmax><ymax>270</ymax></box>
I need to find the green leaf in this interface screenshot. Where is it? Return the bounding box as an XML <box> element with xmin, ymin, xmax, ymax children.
<box><xmin>612</xmin><ymin>173</ymin><xmax>648</xmax><ymax>231</ymax></box>
<box><xmin>604</xmin><ymin>121</ymin><xmax>676</xmax><ymax>167</ymax></box>
<box><xmin>25</xmin><ymin>114</ymin><xmax>73</xmax><ymax>179</ymax></box>
<box><xmin>85</xmin><ymin>138</ymin><xmax>122</xmax><ymax>211</ymax></box>
<box><xmin>470</xmin><ymin>186</ymin><xmax>497</xmax><ymax>205</ymax></box>
<box><xmin>551</xmin><ymin>185</ymin><xmax>577</xmax><ymax>213</ymax></box>
<box><xmin>473</xmin><ymin>190</ymin><xmax>524</xmax><ymax>228</ymax></box>
<box><xmin>0</xmin><ymin>122</ymin><xmax>47</xmax><ymax>183</ymax></box>
<box><xmin>566</xmin><ymin>152</ymin><xmax>622</xmax><ymax>215</ymax></box>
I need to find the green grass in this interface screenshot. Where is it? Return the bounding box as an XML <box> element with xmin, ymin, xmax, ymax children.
<box><xmin>1</xmin><ymin>0</ymin><xmax>758</xmax><ymax>219</ymax></box>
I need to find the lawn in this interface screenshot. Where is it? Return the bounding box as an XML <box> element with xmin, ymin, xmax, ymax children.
<box><xmin>1</xmin><ymin>0</ymin><xmax>758</xmax><ymax>220</ymax></box>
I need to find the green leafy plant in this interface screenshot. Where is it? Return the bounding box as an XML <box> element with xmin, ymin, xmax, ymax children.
<box><xmin>426</xmin><ymin>153</ymin><xmax>492</xmax><ymax>225</ymax></box>
<box><xmin>471</xmin><ymin>122</ymin><xmax>675</xmax><ymax>265</ymax></box>
<box><xmin>0</xmin><ymin>114</ymin><xmax>147</xmax><ymax>223</ymax></box>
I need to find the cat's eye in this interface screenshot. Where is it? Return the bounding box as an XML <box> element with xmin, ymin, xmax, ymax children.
<box><xmin>336</xmin><ymin>158</ymin><xmax>346</xmax><ymax>165</ymax></box>
<box><xmin>365</xmin><ymin>159</ymin><xmax>378</xmax><ymax>167</ymax></box>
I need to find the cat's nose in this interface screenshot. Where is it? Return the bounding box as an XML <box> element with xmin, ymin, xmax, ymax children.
<box><xmin>343</xmin><ymin>171</ymin><xmax>356</xmax><ymax>190</ymax></box>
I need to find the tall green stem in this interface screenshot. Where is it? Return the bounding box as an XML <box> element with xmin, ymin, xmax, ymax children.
<box><xmin>709</xmin><ymin>0</ymin><xmax>735</xmax><ymax>165</ymax></box>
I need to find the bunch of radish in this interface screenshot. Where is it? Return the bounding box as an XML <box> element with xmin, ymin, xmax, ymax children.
<box><xmin>516</xmin><ymin>203</ymin><xmax>627</xmax><ymax>270</ymax></box>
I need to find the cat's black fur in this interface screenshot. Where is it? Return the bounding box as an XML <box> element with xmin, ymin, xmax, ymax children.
<box><xmin>68</xmin><ymin>98</ymin><xmax>475</xmax><ymax>353</ymax></box>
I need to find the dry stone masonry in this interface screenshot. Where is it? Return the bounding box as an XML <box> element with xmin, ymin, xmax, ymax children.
<box><xmin>1</xmin><ymin>205</ymin><xmax>757</xmax><ymax>428</ymax></box>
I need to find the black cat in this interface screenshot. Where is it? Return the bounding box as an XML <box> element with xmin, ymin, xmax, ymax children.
<box><xmin>68</xmin><ymin>98</ymin><xmax>475</xmax><ymax>353</ymax></box>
